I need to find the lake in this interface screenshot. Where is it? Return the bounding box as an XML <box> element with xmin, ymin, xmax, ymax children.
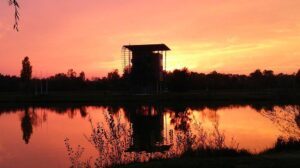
<box><xmin>0</xmin><ymin>103</ymin><xmax>299</xmax><ymax>168</ymax></box>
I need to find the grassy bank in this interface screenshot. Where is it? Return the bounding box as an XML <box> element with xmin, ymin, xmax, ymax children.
<box><xmin>0</xmin><ymin>89</ymin><xmax>300</xmax><ymax>103</ymax></box>
<box><xmin>118</xmin><ymin>152</ymin><xmax>300</xmax><ymax>168</ymax></box>
<box><xmin>118</xmin><ymin>138</ymin><xmax>300</xmax><ymax>168</ymax></box>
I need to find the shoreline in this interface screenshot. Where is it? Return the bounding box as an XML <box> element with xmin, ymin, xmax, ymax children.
<box><xmin>117</xmin><ymin>151</ymin><xmax>300</xmax><ymax>168</ymax></box>
<box><xmin>0</xmin><ymin>89</ymin><xmax>300</xmax><ymax>104</ymax></box>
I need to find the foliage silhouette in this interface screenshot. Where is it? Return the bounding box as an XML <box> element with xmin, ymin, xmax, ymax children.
<box><xmin>20</xmin><ymin>56</ymin><xmax>32</xmax><ymax>82</ymax></box>
<box><xmin>1</xmin><ymin>67</ymin><xmax>300</xmax><ymax>93</ymax></box>
<box><xmin>0</xmin><ymin>56</ymin><xmax>300</xmax><ymax>96</ymax></box>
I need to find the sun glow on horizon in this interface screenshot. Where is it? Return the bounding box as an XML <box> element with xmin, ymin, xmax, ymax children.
<box><xmin>0</xmin><ymin>0</ymin><xmax>300</xmax><ymax>77</ymax></box>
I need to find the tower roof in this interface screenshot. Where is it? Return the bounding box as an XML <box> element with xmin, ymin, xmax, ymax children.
<box><xmin>123</xmin><ymin>44</ymin><xmax>170</xmax><ymax>52</ymax></box>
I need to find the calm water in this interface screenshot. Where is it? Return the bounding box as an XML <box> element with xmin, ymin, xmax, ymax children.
<box><xmin>0</xmin><ymin>103</ymin><xmax>299</xmax><ymax>168</ymax></box>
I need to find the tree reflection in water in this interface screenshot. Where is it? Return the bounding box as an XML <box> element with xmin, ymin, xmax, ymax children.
<box><xmin>20</xmin><ymin>107</ymin><xmax>47</xmax><ymax>144</ymax></box>
<box><xmin>258</xmin><ymin>105</ymin><xmax>300</xmax><ymax>138</ymax></box>
<box><xmin>21</xmin><ymin>108</ymin><xmax>33</xmax><ymax>144</ymax></box>
<box><xmin>19</xmin><ymin>106</ymin><xmax>86</xmax><ymax>144</ymax></box>
<box><xmin>65</xmin><ymin>105</ymin><xmax>240</xmax><ymax>168</ymax></box>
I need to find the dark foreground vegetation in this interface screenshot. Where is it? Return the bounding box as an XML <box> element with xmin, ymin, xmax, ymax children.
<box><xmin>118</xmin><ymin>152</ymin><xmax>300</xmax><ymax>168</ymax></box>
<box><xmin>118</xmin><ymin>138</ymin><xmax>300</xmax><ymax>168</ymax></box>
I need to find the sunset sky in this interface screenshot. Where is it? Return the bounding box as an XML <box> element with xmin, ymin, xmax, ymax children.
<box><xmin>0</xmin><ymin>0</ymin><xmax>300</xmax><ymax>78</ymax></box>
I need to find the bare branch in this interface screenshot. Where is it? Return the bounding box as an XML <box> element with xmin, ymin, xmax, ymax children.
<box><xmin>8</xmin><ymin>0</ymin><xmax>20</xmax><ymax>31</ymax></box>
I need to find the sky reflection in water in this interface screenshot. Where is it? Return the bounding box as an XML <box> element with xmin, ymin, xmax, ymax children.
<box><xmin>0</xmin><ymin>104</ymin><xmax>299</xmax><ymax>167</ymax></box>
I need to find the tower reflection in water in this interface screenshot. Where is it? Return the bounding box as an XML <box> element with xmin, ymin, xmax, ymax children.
<box><xmin>124</xmin><ymin>105</ymin><xmax>171</xmax><ymax>152</ymax></box>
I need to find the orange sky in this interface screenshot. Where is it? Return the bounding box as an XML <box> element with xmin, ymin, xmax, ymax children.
<box><xmin>0</xmin><ymin>0</ymin><xmax>300</xmax><ymax>78</ymax></box>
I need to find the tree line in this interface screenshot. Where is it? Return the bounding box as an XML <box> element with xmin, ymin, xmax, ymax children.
<box><xmin>166</xmin><ymin>68</ymin><xmax>300</xmax><ymax>92</ymax></box>
<box><xmin>0</xmin><ymin>57</ymin><xmax>300</xmax><ymax>92</ymax></box>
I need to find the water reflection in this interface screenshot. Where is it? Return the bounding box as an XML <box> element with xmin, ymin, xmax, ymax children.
<box><xmin>7</xmin><ymin>106</ymin><xmax>87</xmax><ymax>144</ymax></box>
<box><xmin>125</xmin><ymin>105</ymin><xmax>166</xmax><ymax>152</ymax></box>
<box><xmin>258</xmin><ymin>106</ymin><xmax>300</xmax><ymax>137</ymax></box>
<box><xmin>0</xmin><ymin>103</ymin><xmax>300</xmax><ymax>167</ymax></box>
<box><xmin>21</xmin><ymin>108</ymin><xmax>33</xmax><ymax>144</ymax></box>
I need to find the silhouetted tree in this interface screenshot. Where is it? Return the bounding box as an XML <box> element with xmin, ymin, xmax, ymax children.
<box><xmin>19</xmin><ymin>56</ymin><xmax>33</xmax><ymax>92</ymax></box>
<box><xmin>107</xmin><ymin>69</ymin><xmax>120</xmax><ymax>81</ymax></box>
<box><xmin>79</xmin><ymin>71</ymin><xmax>86</xmax><ymax>81</ymax></box>
<box><xmin>249</xmin><ymin>69</ymin><xmax>263</xmax><ymax>89</ymax></box>
<box><xmin>262</xmin><ymin>70</ymin><xmax>275</xmax><ymax>88</ymax></box>
<box><xmin>207</xmin><ymin>71</ymin><xmax>222</xmax><ymax>89</ymax></box>
<box><xmin>67</xmin><ymin>69</ymin><xmax>77</xmax><ymax>78</ymax></box>
<box><xmin>103</xmin><ymin>69</ymin><xmax>122</xmax><ymax>90</ymax></box>
<box><xmin>250</xmin><ymin>69</ymin><xmax>263</xmax><ymax>79</ymax></box>
<box><xmin>167</xmin><ymin>68</ymin><xmax>190</xmax><ymax>92</ymax></box>
<box><xmin>48</xmin><ymin>69</ymin><xmax>86</xmax><ymax>91</ymax></box>
<box><xmin>20</xmin><ymin>56</ymin><xmax>32</xmax><ymax>81</ymax></box>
